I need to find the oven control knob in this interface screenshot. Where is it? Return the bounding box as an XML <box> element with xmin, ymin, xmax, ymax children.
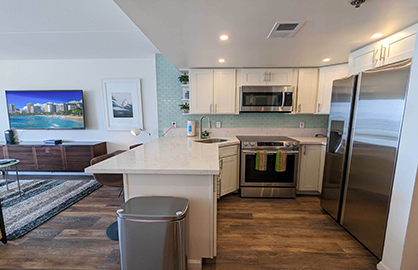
<box><xmin>285</xmin><ymin>143</ymin><xmax>290</xmax><ymax>147</ymax></box>
<box><xmin>243</xmin><ymin>142</ymin><xmax>249</xmax><ymax>146</ymax></box>
<box><xmin>250</xmin><ymin>142</ymin><xmax>256</xmax><ymax>146</ymax></box>
<box><xmin>292</xmin><ymin>142</ymin><xmax>298</xmax><ymax>146</ymax></box>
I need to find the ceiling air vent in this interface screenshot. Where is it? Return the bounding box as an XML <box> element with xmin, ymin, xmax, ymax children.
<box><xmin>267</xmin><ymin>21</ymin><xmax>305</xmax><ymax>38</ymax></box>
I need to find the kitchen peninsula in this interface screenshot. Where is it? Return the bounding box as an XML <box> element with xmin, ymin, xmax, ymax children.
<box><xmin>85</xmin><ymin>136</ymin><xmax>240</xmax><ymax>270</ymax></box>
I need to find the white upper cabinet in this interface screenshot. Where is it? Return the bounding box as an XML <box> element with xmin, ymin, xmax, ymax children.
<box><xmin>190</xmin><ymin>69</ymin><xmax>236</xmax><ymax>114</ymax></box>
<box><xmin>296</xmin><ymin>69</ymin><xmax>319</xmax><ymax>114</ymax></box>
<box><xmin>213</xmin><ymin>69</ymin><xmax>236</xmax><ymax>114</ymax></box>
<box><xmin>348</xmin><ymin>23</ymin><xmax>417</xmax><ymax>75</ymax></box>
<box><xmin>382</xmin><ymin>24</ymin><xmax>417</xmax><ymax>65</ymax></box>
<box><xmin>239</xmin><ymin>69</ymin><xmax>293</xmax><ymax>86</ymax></box>
<box><xmin>239</xmin><ymin>69</ymin><xmax>267</xmax><ymax>86</ymax></box>
<box><xmin>316</xmin><ymin>64</ymin><xmax>348</xmax><ymax>115</ymax></box>
<box><xmin>190</xmin><ymin>69</ymin><xmax>214</xmax><ymax>114</ymax></box>
<box><xmin>267</xmin><ymin>69</ymin><xmax>293</xmax><ymax>85</ymax></box>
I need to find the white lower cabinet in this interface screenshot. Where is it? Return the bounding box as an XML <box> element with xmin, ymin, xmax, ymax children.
<box><xmin>217</xmin><ymin>145</ymin><xmax>239</xmax><ymax>197</ymax></box>
<box><xmin>297</xmin><ymin>144</ymin><xmax>326</xmax><ymax>194</ymax></box>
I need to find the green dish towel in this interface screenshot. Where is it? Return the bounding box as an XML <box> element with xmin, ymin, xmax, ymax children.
<box><xmin>255</xmin><ymin>150</ymin><xmax>267</xmax><ymax>171</ymax></box>
<box><xmin>275</xmin><ymin>151</ymin><xmax>287</xmax><ymax>172</ymax></box>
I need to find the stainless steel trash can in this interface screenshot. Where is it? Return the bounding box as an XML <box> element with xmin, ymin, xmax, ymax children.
<box><xmin>117</xmin><ymin>196</ymin><xmax>189</xmax><ymax>270</ymax></box>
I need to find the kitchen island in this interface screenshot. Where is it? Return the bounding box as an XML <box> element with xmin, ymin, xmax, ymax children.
<box><xmin>85</xmin><ymin>136</ymin><xmax>239</xmax><ymax>270</ymax></box>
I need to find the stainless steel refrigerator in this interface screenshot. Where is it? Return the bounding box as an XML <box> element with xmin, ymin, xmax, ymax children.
<box><xmin>321</xmin><ymin>58</ymin><xmax>412</xmax><ymax>259</ymax></box>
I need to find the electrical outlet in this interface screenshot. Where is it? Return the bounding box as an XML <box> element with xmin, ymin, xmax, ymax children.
<box><xmin>171</xmin><ymin>121</ymin><xmax>177</xmax><ymax>128</ymax></box>
<box><xmin>299</xmin><ymin>122</ymin><xmax>305</xmax><ymax>128</ymax></box>
<box><xmin>216</xmin><ymin>121</ymin><xmax>222</xmax><ymax>128</ymax></box>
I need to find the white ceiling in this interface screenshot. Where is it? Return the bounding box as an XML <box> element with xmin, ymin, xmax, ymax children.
<box><xmin>0</xmin><ymin>0</ymin><xmax>160</xmax><ymax>60</ymax></box>
<box><xmin>114</xmin><ymin>0</ymin><xmax>418</xmax><ymax>69</ymax></box>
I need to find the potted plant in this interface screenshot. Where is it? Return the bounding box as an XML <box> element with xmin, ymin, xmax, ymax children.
<box><xmin>179</xmin><ymin>103</ymin><xmax>190</xmax><ymax>113</ymax></box>
<box><xmin>178</xmin><ymin>73</ymin><xmax>189</xmax><ymax>84</ymax></box>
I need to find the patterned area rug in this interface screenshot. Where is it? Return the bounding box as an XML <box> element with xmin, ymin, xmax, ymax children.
<box><xmin>0</xmin><ymin>179</ymin><xmax>102</xmax><ymax>240</ymax></box>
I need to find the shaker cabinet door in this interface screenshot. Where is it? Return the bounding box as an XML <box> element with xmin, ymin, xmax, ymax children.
<box><xmin>190</xmin><ymin>69</ymin><xmax>214</xmax><ymax>114</ymax></box>
<box><xmin>296</xmin><ymin>69</ymin><xmax>319</xmax><ymax>114</ymax></box>
<box><xmin>213</xmin><ymin>69</ymin><xmax>236</xmax><ymax>114</ymax></box>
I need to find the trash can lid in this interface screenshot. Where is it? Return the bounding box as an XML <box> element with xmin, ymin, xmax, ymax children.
<box><xmin>117</xmin><ymin>196</ymin><xmax>189</xmax><ymax>221</ymax></box>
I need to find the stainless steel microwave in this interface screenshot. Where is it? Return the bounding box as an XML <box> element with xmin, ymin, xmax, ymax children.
<box><xmin>239</xmin><ymin>86</ymin><xmax>294</xmax><ymax>113</ymax></box>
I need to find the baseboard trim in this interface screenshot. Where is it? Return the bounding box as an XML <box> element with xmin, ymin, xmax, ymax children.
<box><xmin>188</xmin><ymin>259</ymin><xmax>202</xmax><ymax>270</ymax></box>
<box><xmin>377</xmin><ymin>261</ymin><xmax>390</xmax><ymax>270</ymax></box>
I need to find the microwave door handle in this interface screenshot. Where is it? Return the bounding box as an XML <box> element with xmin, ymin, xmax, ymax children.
<box><xmin>281</xmin><ymin>87</ymin><xmax>285</xmax><ymax>109</ymax></box>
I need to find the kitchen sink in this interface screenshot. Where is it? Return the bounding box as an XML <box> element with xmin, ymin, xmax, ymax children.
<box><xmin>194</xmin><ymin>138</ymin><xmax>230</xmax><ymax>143</ymax></box>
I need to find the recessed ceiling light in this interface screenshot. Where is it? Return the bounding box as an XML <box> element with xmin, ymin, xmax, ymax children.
<box><xmin>220</xmin><ymin>35</ymin><xmax>229</xmax><ymax>41</ymax></box>
<box><xmin>323</xmin><ymin>58</ymin><xmax>331</xmax><ymax>62</ymax></box>
<box><xmin>219</xmin><ymin>59</ymin><xmax>225</xmax><ymax>63</ymax></box>
<box><xmin>371</xmin><ymin>33</ymin><xmax>383</xmax><ymax>39</ymax></box>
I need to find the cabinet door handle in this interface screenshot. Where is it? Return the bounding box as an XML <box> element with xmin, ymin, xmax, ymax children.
<box><xmin>215</xmin><ymin>103</ymin><xmax>217</xmax><ymax>113</ymax></box>
<box><xmin>304</xmin><ymin>145</ymin><xmax>306</xmax><ymax>155</ymax></box>
<box><xmin>263</xmin><ymin>72</ymin><xmax>267</xmax><ymax>82</ymax></box>
<box><xmin>317</xmin><ymin>103</ymin><xmax>321</xmax><ymax>112</ymax></box>
<box><xmin>220</xmin><ymin>159</ymin><xmax>223</xmax><ymax>170</ymax></box>
<box><xmin>374</xmin><ymin>48</ymin><xmax>380</xmax><ymax>63</ymax></box>
<box><xmin>269</xmin><ymin>72</ymin><xmax>272</xmax><ymax>81</ymax></box>
<box><xmin>298</xmin><ymin>104</ymin><xmax>301</xmax><ymax>113</ymax></box>
<box><xmin>209</xmin><ymin>104</ymin><xmax>212</xmax><ymax>113</ymax></box>
<box><xmin>380</xmin><ymin>45</ymin><xmax>387</xmax><ymax>61</ymax></box>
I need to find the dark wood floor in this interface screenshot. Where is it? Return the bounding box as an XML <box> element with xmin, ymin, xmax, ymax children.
<box><xmin>0</xmin><ymin>176</ymin><xmax>378</xmax><ymax>269</ymax></box>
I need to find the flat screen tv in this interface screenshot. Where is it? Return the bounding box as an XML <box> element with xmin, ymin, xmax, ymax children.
<box><xmin>5</xmin><ymin>90</ymin><xmax>85</xmax><ymax>130</ymax></box>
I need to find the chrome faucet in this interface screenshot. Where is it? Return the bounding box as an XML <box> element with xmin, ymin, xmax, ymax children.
<box><xmin>199</xmin><ymin>115</ymin><xmax>212</xmax><ymax>139</ymax></box>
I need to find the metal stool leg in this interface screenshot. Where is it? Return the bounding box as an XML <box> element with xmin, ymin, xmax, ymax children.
<box><xmin>15</xmin><ymin>165</ymin><xmax>23</xmax><ymax>196</ymax></box>
<box><xmin>5</xmin><ymin>170</ymin><xmax>9</xmax><ymax>191</ymax></box>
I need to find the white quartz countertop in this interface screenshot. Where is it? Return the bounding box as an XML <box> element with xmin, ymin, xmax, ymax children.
<box><xmin>85</xmin><ymin>136</ymin><xmax>240</xmax><ymax>175</ymax></box>
<box><xmin>289</xmin><ymin>136</ymin><xmax>327</xmax><ymax>145</ymax></box>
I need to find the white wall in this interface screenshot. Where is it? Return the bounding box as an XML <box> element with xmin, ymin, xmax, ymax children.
<box><xmin>0</xmin><ymin>58</ymin><xmax>158</xmax><ymax>152</ymax></box>
<box><xmin>377</xmin><ymin>34</ymin><xmax>418</xmax><ymax>270</ymax></box>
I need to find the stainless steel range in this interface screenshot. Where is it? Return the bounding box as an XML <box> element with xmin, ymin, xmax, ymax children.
<box><xmin>237</xmin><ymin>136</ymin><xmax>299</xmax><ymax>198</ymax></box>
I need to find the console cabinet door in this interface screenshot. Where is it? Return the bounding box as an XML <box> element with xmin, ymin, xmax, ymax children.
<box><xmin>36</xmin><ymin>146</ymin><xmax>64</xmax><ymax>171</ymax></box>
<box><xmin>190</xmin><ymin>69</ymin><xmax>214</xmax><ymax>114</ymax></box>
<box><xmin>5</xmin><ymin>145</ymin><xmax>36</xmax><ymax>170</ymax></box>
<box><xmin>219</xmin><ymin>154</ymin><xmax>239</xmax><ymax>197</ymax></box>
<box><xmin>213</xmin><ymin>69</ymin><xmax>236</xmax><ymax>114</ymax></box>
<box><xmin>296</xmin><ymin>69</ymin><xmax>319</xmax><ymax>114</ymax></box>
<box><xmin>298</xmin><ymin>144</ymin><xmax>326</xmax><ymax>193</ymax></box>
<box><xmin>63</xmin><ymin>145</ymin><xmax>93</xmax><ymax>171</ymax></box>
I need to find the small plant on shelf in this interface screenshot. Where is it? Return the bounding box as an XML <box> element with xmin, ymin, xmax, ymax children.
<box><xmin>179</xmin><ymin>103</ymin><xmax>190</xmax><ymax>113</ymax></box>
<box><xmin>178</xmin><ymin>73</ymin><xmax>189</xmax><ymax>84</ymax></box>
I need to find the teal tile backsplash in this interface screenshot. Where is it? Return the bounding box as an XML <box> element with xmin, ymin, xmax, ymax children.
<box><xmin>156</xmin><ymin>54</ymin><xmax>328</xmax><ymax>136</ymax></box>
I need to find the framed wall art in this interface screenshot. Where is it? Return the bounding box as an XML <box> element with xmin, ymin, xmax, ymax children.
<box><xmin>102</xmin><ymin>79</ymin><xmax>143</xmax><ymax>130</ymax></box>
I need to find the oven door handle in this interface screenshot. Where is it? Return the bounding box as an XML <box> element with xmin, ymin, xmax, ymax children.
<box><xmin>242</xmin><ymin>150</ymin><xmax>299</xmax><ymax>155</ymax></box>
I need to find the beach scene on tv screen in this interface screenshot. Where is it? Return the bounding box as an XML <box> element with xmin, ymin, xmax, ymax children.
<box><xmin>6</xmin><ymin>91</ymin><xmax>84</xmax><ymax>129</ymax></box>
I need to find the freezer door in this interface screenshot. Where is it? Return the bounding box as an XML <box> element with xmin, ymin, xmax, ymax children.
<box><xmin>321</xmin><ymin>76</ymin><xmax>357</xmax><ymax>221</ymax></box>
<box><xmin>341</xmin><ymin>59</ymin><xmax>412</xmax><ymax>259</ymax></box>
